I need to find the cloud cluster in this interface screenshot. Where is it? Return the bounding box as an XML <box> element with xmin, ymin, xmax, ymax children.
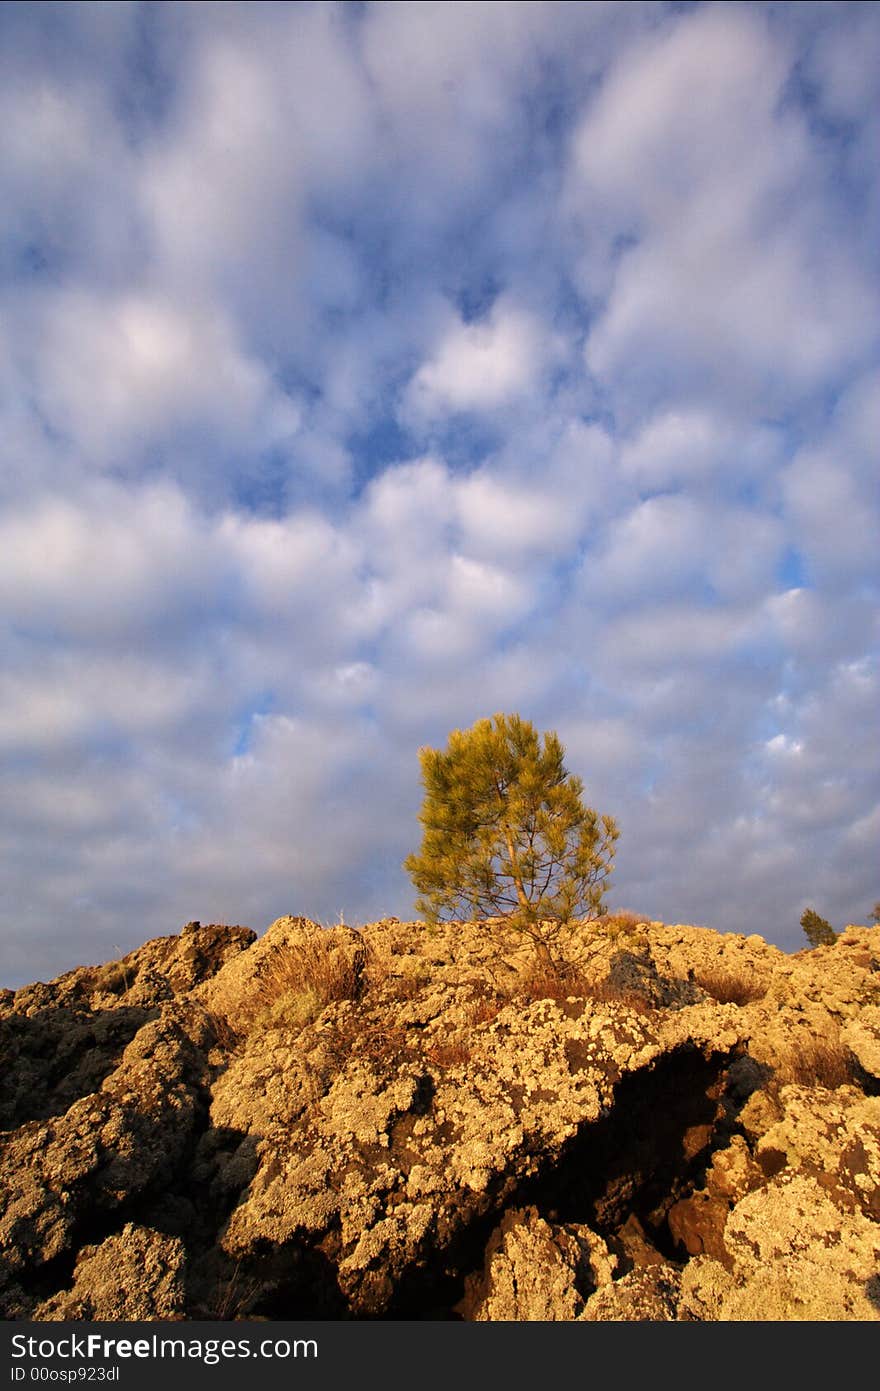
<box><xmin>1</xmin><ymin>2</ymin><xmax>877</xmax><ymax>985</ymax></box>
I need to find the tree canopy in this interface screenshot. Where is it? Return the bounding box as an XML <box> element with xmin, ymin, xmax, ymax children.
<box><xmin>404</xmin><ymin>712</ymin><xmax>619</xmax><ymax>964</ymax></box>
<box><xmin>800</xmin><ymin>907</ymin><xmax>837</xmax><ymax>948</ymax></box>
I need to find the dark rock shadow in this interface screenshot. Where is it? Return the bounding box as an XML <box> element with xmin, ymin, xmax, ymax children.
<box><xmin>0</xmin><ymin>1005</ymin><xmax>156</xmax><ymax>1129</ymax></box>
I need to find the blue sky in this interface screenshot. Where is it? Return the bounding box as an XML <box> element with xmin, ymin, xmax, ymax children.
<box><xmin>1</xmin><ymin>1</ymin><xmax>878</xmax><ymax>986</ymax></box>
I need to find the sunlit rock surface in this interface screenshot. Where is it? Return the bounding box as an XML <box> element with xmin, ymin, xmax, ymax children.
<box><xmin>2</xmin><ymin>915</ymin><xmax>878</xmax><ymax>1320</ymax></box>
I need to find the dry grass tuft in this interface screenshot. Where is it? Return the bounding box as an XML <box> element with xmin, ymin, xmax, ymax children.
<box><xmin>207</xmin><ymin>1261</ymin><xmax>265</xmax><ymax>1321</ymax></box>
<box><xmin>350</xmin><ymin>1020</ymin><xmax>413</xmax><ymax>1066</ymax></box>
<box><xmin>240</xmin><ymin>927</ymin><xmax>364</xmax><ymax>1034</ymax></box>
<box><xmin>513</xmin><ymin>960</ymin><xmax>591</xmax><ymax>1004</ymax></box>
<box><xmin>466</xmin><ymin>997</ymin><xmax>503</xmax><ymax>1027</ymax></box>
<box><xmin>690</xmin><ymin>963</ymin><xmax>768</xmax><ymax>1006</ymax></box>
<box><xmin>597</xmin><ymin>910</ymin><xmax>646</xmax><ymax>933</ymax></box>
<box><xmin>510</xmin><ymin>960</ymin><xmax>652</xmax><ymax>1014</ymax></box>
<box><xmin>425</xmin><ymin>1039</ymin><xmax>472</xmax><ymax>1068</ymax></box>
<box><xmin>775</xmin><ymin>1037</ymin><xmax>855</xmax><ymax>1090</ymax></box>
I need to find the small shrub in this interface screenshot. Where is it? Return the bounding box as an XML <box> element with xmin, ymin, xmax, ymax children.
<box><xmin>690</xmin><ymin>964</ymin><xmax>768</xmax><ymax>1006</ymax></box>
<box><xmin>404</xmin><ymin>712</ymin><xmax>620</xmax><ymax>969</ymax></box>
<box><xmin>97</xmin><ymin>964</ymin><xmax>129</xmax><ymax>995</ymax></box>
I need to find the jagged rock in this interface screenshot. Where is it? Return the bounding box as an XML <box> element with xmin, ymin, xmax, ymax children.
<box><xmin>34</xmin><ymin>1224</ymin><xmax>186</xmax><ymax>1320</ymax></box>
<box><xmin>842</xmin><ymin>1005</ymin><xmax>880</xmax><ymax>1085</ymax></box>
<box><xmin>612</xmin><ymin>1213</ymin><xmax>668</xmax><ymax>1268</ymax></box>
<box><xmin>754</xmin><ymin>1086</ymin><xmax>880</xmax><ymax>1219</ymax></box>
<box><xmin>606</xmin><ymin>946</ymin><xmax>702</xmax><ymax>1009</ymax></box>
<box><xmin>1</xmin><ymin>914</ymin><xmax>878</xmax><ymax>1321</ymax></box>
<box><xmin>212</xmin><ymin>985</ymin><xmax>742</xmax><ymax>1316</ymax></box>
<box><xmin>2</xmin><ymin>924</ymin><xmax>256</xmax><ymax>1019</ymax></box>
<box><xmin>581</xmin><ymin>1264</ymin><xmax>683</xmax><ymax>1320</ymax></box>
<box><xmin>0</xmin><ymin>1004</ymin><xmax>155</xmax><ymax>1130</ymax></box>
<box><xmin>668</xmin><ymin>1191</ymin><xmax>730</xmax><ymax>1260</ymax></box>
<box><xmin>459</xmin><ymin>1207</ymin><xmax>615</xmax><ymax>1320</ymax></box>
<box><xmin>718</xmin><ymin>1175</ymin><xmax>880</xmax><ymax>1319</ymax></box>
<box><xmin>0</xmin><ymin>1001</ymin><xmax>214</xmax><ymax>1273</ymax></box>
<box><xmin>668</xmin><ymin>1135</ymin><xmax>764</xmax><ymax>1259</ymax></box>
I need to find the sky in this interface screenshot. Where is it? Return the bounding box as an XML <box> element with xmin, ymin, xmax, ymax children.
<box><xmin>1</xmin><ymin>0</ymin><xmax>878</xmax><ymax>987</ymax></box>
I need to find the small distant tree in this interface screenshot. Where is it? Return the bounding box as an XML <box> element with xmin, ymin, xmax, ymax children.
<box><xmin>869</xmin><ymin>902</ymin><xmax>880</xmax><ymax>926</ymax></box>
<box><xmin>404</xmin><ymin>713</ymin><xmax>620</xmax><ymax>969</ymax></box>
<box><xmin>800</xmin><ymin>907</ymin><xmax>838</xmax><ymax>948</ymax></box>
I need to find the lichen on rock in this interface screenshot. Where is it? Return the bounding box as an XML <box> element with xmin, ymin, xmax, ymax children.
<box><xmin>1</xmin><ymin>914</ymin><xmax>878</xmax><ymax>1321</ymax></box>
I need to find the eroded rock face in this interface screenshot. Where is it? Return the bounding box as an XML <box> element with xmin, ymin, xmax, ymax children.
<box><xmin>35</xmin><ymin>1225</ymin><xmax>186</xmax><ymax>1321</ymax></box>
<box><xmin>458</xmin><ymin>1207</ymin><xmax>616</xmax><ymax>1320</ymax></box>
<box><xmin>1</xmin><ymin>914</ymin><xmax>879</xmax><ymax>1321</ymax></box>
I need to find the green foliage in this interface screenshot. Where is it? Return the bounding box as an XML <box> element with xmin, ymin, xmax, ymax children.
<box><xmin>404</xmin><ymin>712</ymin><xmax>619</xmax><ymax>964</ymax></box>
<box><xmin>800</xmin><ymin>907</ymin><xmax>838</xmax><ymax>949</ymax></box>
<box><xmin>870</xmin><ymin>901</ymin><xmax>880</xmax><ymax>926</ymax></box>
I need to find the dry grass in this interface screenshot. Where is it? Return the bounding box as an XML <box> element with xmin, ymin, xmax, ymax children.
<box><xmin>425</xmin><ymin>1038</ymin><xmax>472</xmax><ymax>1068</ymax></box>
<box><xmin>350</xmin><ymin>1020</ymin><xmax>413</xmax><ymax>1066</ymax></box>
<box><xmin>466</xmin><ymin>997</ymin><xmax>503</xmax><ymax>1027</ymax></box>
<box><xmin>597</xmin><ymin>910</ymin><xmax>646</xmax><ymax>933</ymax></box>
<box><xmin>775</xmin><ymin>1036</ymin><xmax>855</xmax><ymax>1089</ymax></box>
<box><xmin>509</xmin><ymin>960</ymin><xmax>652</xmax><ymax>1014</ymax></box>
<box><xmin>240</xmin><ymin>927</ymin><xmax>364</xmax><ymax>1034</ymax></box>
<box><xmin>206</xmin><ymin>1261</ymin><xmax>265</xmax><ymax>1321</ymax></box>
<box><xmin>513</xmin><ymin>960</ymin><xmax>591</xmax><ymax>1004</ymax></box>
<box><xmin>690</xmin><ymin>963</ymin><xmax>768</xmax><ymax>1006</ymax></box>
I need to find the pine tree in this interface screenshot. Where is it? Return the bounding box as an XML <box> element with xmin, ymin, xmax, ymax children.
<box><xmin>404</xmin><ymin>713</ymin><xmax>619</xmax><ymax>967</ymax></box>
<box><xmin>800</xmin><ymin>907</ymin><xmax>837</xmax><ymax>948</ymax></box>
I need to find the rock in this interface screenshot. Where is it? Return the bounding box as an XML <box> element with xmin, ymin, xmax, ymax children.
<box><xmin>2</xmin><ymin>924</ymin><xmax>256</xmax><ymax>1018</ymax></box>
<box><xmin>718</xmin><ymin>1175</ymin><xmax>880</xmax><ymax>1320</ymax></box>
<box><xmin>605</xmin><ymin>946</ymin><xmax>702</xmax><ymax>1009</ymax></box>
<box><xmin>35</xmin><ymin>1224</ymin><xmax>186</xmax><ymax>1320</ymax></box>
<box><xmin>213</xmin><ymin>986</ymin><xmax>742</xmax><ymax>1316</ymax></box>
<box><xmin>460</xmin><ymin>1207</ymin><xmax>615</xmax><ymax>1320</ymax></box>
<box><xmin>1</xmin><ymin>914</ymin><xmax>879</xmax><ymax>1321</ymax></box>
<box><xmin>0</xmin><ymin>1001</ymin><xmax>213</xmax><ymax>1274</ymax></box>
<box><xmin>754</xmin><ymin>1086</ymin><xmax>880</xmax><ymax>1219</ymax></box>
<box><xmin>668</xmin><ymin>1191</ymin><xmax>730</xmax><ymax>1260</ymax></box>
<box><xmin>842</xmin><ymin>1005</ymin><xmax>880</xmax><ymax>1085</ymax></box>
<box><xmin>581</xmin><ymin>1265</ymin><xmax>682</xmax><ymax>1320</ymax></box>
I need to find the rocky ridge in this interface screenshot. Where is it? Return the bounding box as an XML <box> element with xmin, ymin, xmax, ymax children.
<box><xmin>1</xmin><ymin>914</ymin><xmax>878</xmax><ymax>1321</ymax></box>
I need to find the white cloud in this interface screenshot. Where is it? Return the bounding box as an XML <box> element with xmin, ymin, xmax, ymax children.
<box><xmin>456</xmin><ymin>421</ymin><xmax>615</xmax><ymax>560</ymax></box>
<box><xmin>0</xmin><ymin>484</ymin><xmax>216</xmax><ymax>639</ymax></box>
<box><xmin>403</xmin><ymin>297</ymin><xmax>552</xmax><ymax>420</ymax></box>
<box><xmin>19</xmin><ymin>290</ymin><xmax>300</xmax><ymax>477</ymax></box>
<box><xmin>619</xmin><ymin>410</ymin><xmax>782</xmax><ymax>494</ymax></box>
<box><xmin>569</xmin><ymin>4</ymin><xmax>877</xmax><ymax>414</ymax></box>
<box><xmin>782</xmin><ymin>369</ymin><xmax>880</xmax><ymax>588</ymax></box>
